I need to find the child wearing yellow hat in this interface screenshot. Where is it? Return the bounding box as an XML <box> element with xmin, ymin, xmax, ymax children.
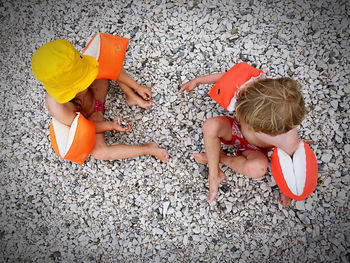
<box><xmin>32</xmin><ymin>34</ymin><xmax>169</xmax><ymax>163</ymax></box>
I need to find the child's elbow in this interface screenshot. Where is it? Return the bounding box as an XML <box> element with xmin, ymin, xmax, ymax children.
<box><xmin>45</xmin><ymin>93</ymin><xmax>57</xmax><ymax>115</ymax></box>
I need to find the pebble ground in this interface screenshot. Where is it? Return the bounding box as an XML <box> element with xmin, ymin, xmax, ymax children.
<box><xmin>0</xmin><ymin>0</ymin><xmax>349</xmax><ymax>262</ymax></box>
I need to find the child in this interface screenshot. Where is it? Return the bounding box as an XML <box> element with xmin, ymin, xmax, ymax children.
<box><xmin>179</xmin><ymin>72</ymin><xmax>306</xmax><ymax>207</ymax></box>
<box><xmin>32</xmin><ymin>38</ymin><xmax>169</xmax><ymax>163</ymax></box>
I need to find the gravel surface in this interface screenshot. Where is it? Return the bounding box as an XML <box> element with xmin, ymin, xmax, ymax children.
<box><xmin>0</xmin><ymin>0</ymin><xmax>349</xmax><ymax>262</ymax></box>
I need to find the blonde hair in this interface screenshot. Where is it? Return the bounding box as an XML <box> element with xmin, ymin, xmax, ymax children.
<box><xmin>235</xmin><ymin>77</ymin><xmax>306</xmax><ymax>135</ymax></box>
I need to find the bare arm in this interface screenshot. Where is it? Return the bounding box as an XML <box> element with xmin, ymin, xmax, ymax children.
<box><xmin>179</xmin><ymin>73</ymin><xmax>224</xmax><ymax>93</ymax></box>
<box><xmin>91</xmin><ymin>118</ymin><xmax>132</xmax><ymax>134</ymax></box>
<box><xmin>255</xmin><ymin>128</ymin><xmax>300</xmax><ymax>156</ymax></box>
<box><xmin>45</xmin><ymin>94</ymin><xmax>76</xmax><ymax>126</ymax></box>
<box><xmin>274</xmin><ymin>128</ymin><xmax>300</xmax><ymax>156</ymax></box>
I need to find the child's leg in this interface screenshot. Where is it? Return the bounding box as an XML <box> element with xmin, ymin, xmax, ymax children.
<box><xmin>222</xmin><ymin>152</ymin><xmax>291</xmax><ymax>207</ymax></box>
<box><xmin>201</xmin><ymin>117</ymin><xmax>234</xmax><ymax>202</ymax></box>
<box><xmin>117</xmin><ymin>68</ymin><xmax>153</xmax><ymax>108</ymax></box>
<box><xmin>193</xmin><ymin>150</ymin><xmax>268</xmax><ymax>178</ymax></box>
<box><xmin>88</xmin><ymin>79</ymin><xmax>168</xmax><ymax>162</ymax></box>
<box><xmin>194</xmin><ymin>152</ymin><xmax>293</xmax><ymax>206</ymax></box>
<box><xmin>221</xmin><ymin>150</ymin><xmax>268</xmax><ymax>179</ymax></box>
<box><xmin>90</xmin><ymin>134</ymin><xmax>169</xmax><ymax>162</ymax></box>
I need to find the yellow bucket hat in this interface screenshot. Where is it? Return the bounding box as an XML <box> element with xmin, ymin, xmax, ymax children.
<box><xmin>31</xmin><ymin>39</ymin><xmax>99</xmax><ymax>103</ymax></box>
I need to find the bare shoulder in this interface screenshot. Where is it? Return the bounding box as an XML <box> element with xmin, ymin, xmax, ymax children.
<box><xmin>273</xmin><ymin>128</ymin><xmax>300</xmax><ymax>156</ymax></box>
<box><xmin>45</xmin><ymin>93</ymin><xmax>77</xmax><ymax>126</ymax></box>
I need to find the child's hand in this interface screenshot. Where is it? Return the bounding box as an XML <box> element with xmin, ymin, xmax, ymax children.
<box><xmin>179</xmin><ymin>79</ymin><xmax>198</xmax><ymax>93</ymax></box>
<box><xmin>112</xmin><ymin>119</ymin><xmax>132</xmax><ymax>132</ymax></box>
<box><xmin>136</xmin><ymin>86</ymin><xmax>152</xmax><ymax>101</ymax></box>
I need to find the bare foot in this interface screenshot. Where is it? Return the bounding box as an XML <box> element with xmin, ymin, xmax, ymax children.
<box><xmin>125</xmin><ymin>93</ymin><xmax>153</xmax><ymax>109</ymax></box>
<box><xmin>192</xmin><ymin>152</ymin><xmax>227</xmax><ymax>164</ymax></box>
<box><xmin>278</xmin><ymin>192</ymin><xmax>292</xmax><ymax>207</ymax></box>
<box><xmin>146</xmin><ymin>142</ymin><xmax>169</xmax><ymax>163</ymax></box>
<box><xmin>192</xmin><ymin>153</ymin><xmax>208</xmax><ymax>164</ymax></box>
<box><xmin>207</xmin><ymin>169</ymin><xmax>226</xmax><ymax>202</ymax></box>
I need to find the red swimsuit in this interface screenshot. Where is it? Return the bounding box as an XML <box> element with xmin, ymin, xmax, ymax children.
<box><xmin>220</xmin><ymin>116</ymin><xmax>268</xmax><ymax>156</ymax></box>
<box><xmin>93</xmin><ymin>100</ymin><xmax>104</xmax><ymax>114</ymax></box>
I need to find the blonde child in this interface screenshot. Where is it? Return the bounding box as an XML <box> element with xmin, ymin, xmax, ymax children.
<box><xmin>180</xmin><ymin>74</ymin><xmax>305</xmax><ymax>207</ymax></box>
<box><xmin>32</xmin><ymin>39</ymin><xmax>169</xmax><ymax>163</ymax></box>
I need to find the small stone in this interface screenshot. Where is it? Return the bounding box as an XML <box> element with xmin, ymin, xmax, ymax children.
<box><xmin>275</xmin><ymin>239</ymin><xmax>282</xmax><ymax>247</ymax></box>
<box><xmin>286</xmin><ymin>12</ymin><xmax>295</xmax><ymax>19</ymax></box>
<box><xmin>193</xmin><ymin>226</ymin><xmax>201</xmax><ymax>234</ymax></box>
<box><xmin>159</xmin><ymin>58</ymin><xmax>168</xmax><ymax>66</ymax></box>
<box><xmin>298</xmin><ymin>213</ymin><xmax>311</xmax><ymax>225</ymax></box>
<box><xmin>92</xmin><ymin>211</ymin><xmax>99</xmax><ymax>218</ymax></box>
<box><xmin>344</xmin><ymin>84</ymin><xmax>350</xmax><ymax>94</ymax></box>
<box><xmin>330</xmin><ymin>100</ymin><xmax>338</xmax><ymax>109</ymax></box>
<box><xmin>163</xmin><ymin>201</ymin><xmax>170</xmax><ymax>216</ymax></box>
<box><xmin>152</xmin><ymin>219</ymin><xmax>158</xmax><ymax>227</ymax></box>
<box><xmin>321</xmin><ymin>153</ymin><xmax>332</xmax><ymax>162</ymax></box>
<box><xmin>70</xmin><ymin>204</ymin><xmax>77</xmax><ymax>212</ymax></box>
<box><xmin>135</xmin><ymin>246</ymin><xmax>141</xmax><ymax>255</ymax></box>
<box><xmin>183</xmin><ymin>235</ymin><xmax>189</xmax><ymax>246</ymax></box>
<box><xmin>152</xmin><ymin>228</ymin><xmax>164</xmax><ymax>235</ymax></box>
<box><xmin>295</xmin><ymin>5</ymin><xmax>303</xmax><ymax>13</ymax></box>
<box><xmin>344</xmin><ymin>144</ymin><xmax>350</xmax><ymax>154</ymax></box>
<box><xmin>244</xmin><ymin>40</ymin><xmax>253</xmax><ymax>49</ymax></box>
<box><xmin>198</xmin><ymin>244</ymin><xmax>206</xmax><ymax>253</ymax></box>
<box><xmin>323</xmin><ymin>177</ymin><xmax>331</xmax><ymax>187</ymax></box>
<box><xmin>165</xmin><ymin>184</ymin><xmax>172</xmax><ymax>193</ymax></box>
<box><xmin>50</xmin><ymin>251</ymin><xmax>61</xmax><ymax>260</ymax></box>
<box><xmin>295</xmin><ymin>201</ymin><xmax>305</xmax><ymax>211</ymax></box>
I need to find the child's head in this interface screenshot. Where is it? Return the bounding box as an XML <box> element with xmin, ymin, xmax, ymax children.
<box><xmin>31</xmin><ymin>39</ymin><xmax>99</xmax><ymax>103</ymax></box>
<box><xmin>235</xmin><ymin>77</ymin><xmax>306</xmax><ymax>135</ymax></box>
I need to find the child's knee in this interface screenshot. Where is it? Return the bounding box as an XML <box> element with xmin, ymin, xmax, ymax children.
<box><xmin>202</xmin><ymin>117</ymin><xmax>221</xmax><ymax>136</ymax></box>
<box><xmin>245</xmin><ymin>157</ymin><xmax>268</xmax><ymax>178</ymax></box>
<box><xmin>90</xmin><ymin>144</ymin><xmax>109</xmax><ymax>160</ymax></box>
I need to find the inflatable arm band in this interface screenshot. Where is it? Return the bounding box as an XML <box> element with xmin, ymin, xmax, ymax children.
<box><xmin>82</xmin><ymin>33</ymin><xmax>129</xmax><ymax>81</ymax></box>
<box><xmin>209</xmin><ymin>62</ymin><xmax>264</xmax><ymax>111</ymax></box>
<box><xmin>271</xmin><ymin>140</ymin><xmax>318</xmax><ymax>201</ymax></box>
<box><xmin>50</xmin><ymin>113</ymin><xmax>96</xmax><ymax>164</ymax></box>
